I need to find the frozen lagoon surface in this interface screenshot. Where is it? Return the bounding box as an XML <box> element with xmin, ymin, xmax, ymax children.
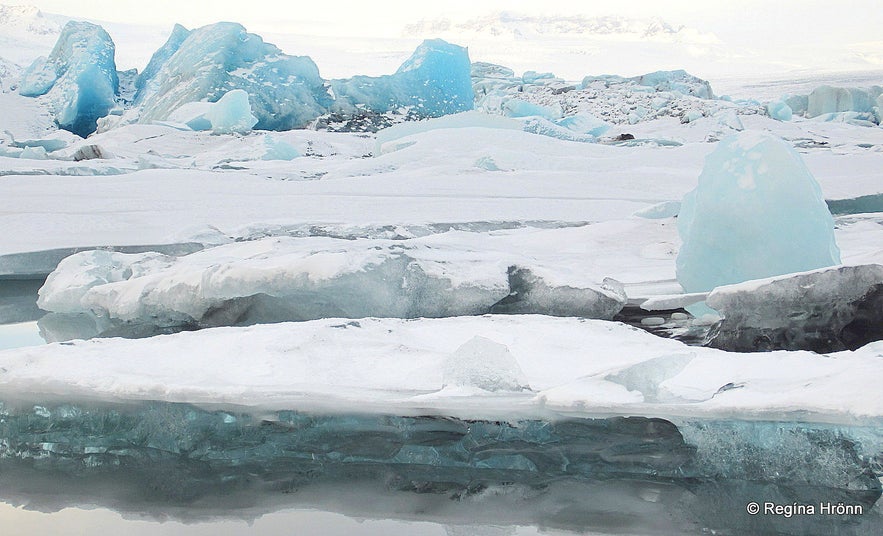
<box><xmin>2</xmin><ymin>14</ymin><xmax>883</xmax><ymax>536</ymax></box>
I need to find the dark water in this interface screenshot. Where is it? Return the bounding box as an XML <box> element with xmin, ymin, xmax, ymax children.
<box><xmin>0</xmin><ymin>400</ymin><xmax>879</xmax><ymax>535</ymax></box>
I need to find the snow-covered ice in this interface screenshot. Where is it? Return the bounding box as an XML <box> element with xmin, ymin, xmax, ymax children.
<box><xmin>1</xmin><ymin>315</ymin><xmax>881</xmax><ymax>424</ymax></box>
<box><xmin>1</xmin><ymin>11</ymin><xmax>883</xmax><ymax>532</ymax></box>
<box><xmin>35</xmin><ymin>233</ymin><xmax>628</xmax><ymax>334</ymax></box>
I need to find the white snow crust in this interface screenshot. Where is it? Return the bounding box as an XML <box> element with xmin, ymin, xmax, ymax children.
<box><xmin>0</xmin><ymin>316</ymin><xmax>879</xmax><ymax>424</ymax></box>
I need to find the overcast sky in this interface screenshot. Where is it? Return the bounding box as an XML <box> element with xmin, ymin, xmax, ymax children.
<box><xmin>3</xmin><ymin>0</ymin><xmax>882</xmax><ymax>83</ymax></box>
<box><xmin>6</xmin><ymin>0</ymin><xmax>881</xmax><ymax>47</ymax></box>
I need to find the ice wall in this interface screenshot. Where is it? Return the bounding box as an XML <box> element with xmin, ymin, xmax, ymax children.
<box><xmin>18</xmin><ymin>21</ymin><xmax>119</xmax><ymax>136</ymax></box>
<box><xmin>676</xmin><ymin>132</ymin><xmax>841</xmax><ymax>294</ymax></box>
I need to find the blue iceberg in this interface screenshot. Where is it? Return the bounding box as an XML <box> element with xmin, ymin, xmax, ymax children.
<box><xmin>201</xmin><ymin>89</ymin><xmax>257</xmax><ymax>134</ymax></box>
<box><xmin>329</xmin><ymin>38</ymin><xmax>474</xmax><ymax>119</ymax></box>
<box><xmin>766</xmin><ymin>99</ymin><xmax>793</xmax><ymax>121</ymax></box>
<box><xmin>676</xmin><ymin>132</ymin><xmax>841</xmax><ymax>294</ymax></box>
<box><xmin>134</xmin><ymin>25</ymin><xmax>472</xmax><ymax>131</ymax></box>
<box><xmin>18</xmin><ymin>21</ymin><xmax>119</xmax><ymax>137</ymax></box>
<box><xmin>134</xmin><ymin>22</ymin><xmax>331</xmax><ymax>130</ymax></box>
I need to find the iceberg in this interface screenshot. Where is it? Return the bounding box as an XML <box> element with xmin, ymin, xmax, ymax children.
<box><xmin>765</xmin><ymin>99</ymin><xmax>793</xmax><ymax>121</ymax></box>
<box><xmin>36</xmin><ymin>237</ymin><xmax>626</xmax><ymax>336</ymax></box>
<box><xmin>200</xmin><ymin>89</ymin><xmax>258</xmax><ymax>134</ymax></box>
<box><xmin>18</xmin><ymin>21</ymin><xmax>119</xmax><ymax>136</ymax></box>
<box><xmin>132</xmin><ymin>25</ymin><xmax>473</xmax><ymax>131</ymax></box>
<box><xmin>634</xmin><ymin>70</ymin><xmax>714</xmax><ymax>99</ymax></box>
<box><xmin>328</xmin><ymin>39</ymin><xmax>473</xmax><ymax>119</ymax></box>
<box><xmin>676</xmin><ymin>132</ymin><xmax>841</xmax><ymax>294</ymax></box>
<box><xmin>706</xmin><ymin>264</ymin><xmax>883</xmax><ymax>352</ymax></box>
<box><xmin>133</xmin><ymin>22</ymin><xmax>330</xmax><ymax>130</ymax></box>
<box><xmin>807</xmin><ymin>85</ymin><xmax>881</xmax><ymax>118</ymax></box>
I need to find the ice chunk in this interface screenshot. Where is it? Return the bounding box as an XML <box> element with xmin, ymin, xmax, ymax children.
<box><xmin>18</xmin><ymin>21</ymin><xmax>119</xmax><ymax>136</ymax></box>
<box><xmin>134</xmin><ymin>22</ymin><xmax>330</xmax><ymax>130</ymax></box>
<box><xmin>329</xmin><ymin>39</ymin><xmax>473</xmax><ymax>118</ymax></box>
<box><xmin>706</xmin><ymin>264</ymin><xmax>883</xmax><ymax>352</ymax></box>
<box><xmin>443</xmin><ymin>336</ymin><xmax>529</xmax><ymax>392</ymax></box>
<box><xmin>489</xmin><ymin>267</ymin><xmax>625</xmax><ymax>319</ymax></box>
<box><xmin>635</xmin><ymin>70</ymin><xmax>714</xmax><ymax>99</ymax></box>
<box><xmin>19</xmin><ymin>145</ymin><xmax>47</xmax><ymax>159</ymax></box>
<box><xmin>807</xmin><ymin>85</ymin><xmax>881</xmax><ymax>118</ymax></box>
<box><xmin>677</xmin><ymin>132</ymin><xmax>841</xmax><ymax>294</ymax></box>
<box><xmin>71</xmin><ymin>144</ymin><xmax>110</xmax><ymax>160</ymax></box>
<box><xmin>36</xmin><ymin>237</ymin><xmax>625</xmax><ymax>335</ymax></box>
<box><xmin>202</xmin><ymin>89</ymin><xmax>257</xmax><ymax>134</ymax></box>
<box><xmin>784</xmin><ymin>94</ymin><xmax>808</xmax><ymax>116</ymax></box>
<box><xmin>766</xmin><ymin>100</ymin><xmax>793</xmax><ymax>121</ymax></box>
<box><xmin>261</xmin><ymin>134</ymin><xmax>300</xmax><ymax>160</ymax></box>
<box><xmin>680</xmin><ymin>109</ymin><xmax>703</xmax><ymax>123</ymax></box>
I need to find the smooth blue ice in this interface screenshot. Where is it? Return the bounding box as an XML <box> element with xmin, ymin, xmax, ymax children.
<box><xmin>134</xmin><ymin>22</ymin><xmax>330</xmax><ymax>130</ymax></box>
<box><xmin>18</xmin><ymin>21</ymin><xmax>119</xmax><ymax>137</ymax></box>
<box><xmin>330</xmin><ymin>39</ymin><xmax>473</xmax><ymax>118</ymax></box>
<box><xmin>676</xmin><ymin>131</ymin><xmax>841</xmax><ymax>293</ymax></box>
<box><xmin>766</xmin><ymin>100</ymin><xmax>792</xmax><ymax>121</ymax></box>
<box><xmin>201</xmin><ymin>89</ymin><xmax>257</xmax><ymax>134</ymax></box>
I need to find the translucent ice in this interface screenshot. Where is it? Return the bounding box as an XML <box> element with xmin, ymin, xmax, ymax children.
<box><xmin>329</xmin><ymin>39</ymin><xmax>473</xmax><ymax>118</ymax></box>
<box><xmin>766</xmin><ymin>100</ymin><xmax>793</xmax><ymax>121</ymax></box>
<box><xmin>18</xmin><ymin>21</ymin><xmax>119</xmax><ymax>136</ymax></box>
<box><xmin>807</xmin><ymin>85</ymin><xmax>881</xmax><ymax>118</ymax></box>
<box><xmin>133</xmin><ymin>22</ymin><xmax>330</xmax><ymax>130</ymax></box>
<box><xmin>202</xmin><ymin>89</ymin><xmax>258</xmax><ymax>134</ymax></box>
<box><xmin>677</xmin><ymin>132</ymin><xmax>841</xmax><ymax>294</ymax></box>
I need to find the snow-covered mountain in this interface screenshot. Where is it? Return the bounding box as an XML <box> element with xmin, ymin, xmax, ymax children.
<box><xmin>404</xmin><ymin>12</ymin><xmax>721</xmax><ymax>45</ymax></box>
<box><xmin>0</xmin><ymin>4</ymin><xmax>59</xmax><ymax>35</ymax></box>
<box><xmin>0</xmin><ymin>4</ymin><xmax>63</xmax><ymax>64</ymax></box>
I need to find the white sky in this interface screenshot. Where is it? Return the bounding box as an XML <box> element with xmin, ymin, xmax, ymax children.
<box><xmin>2</xmin><ymin>1</ymin><xmax>882</xmax><ymax>83</ymax></box>
<box><xmin>6</xmin><ymin>0</ymin><xmax>881</xmax><ymax>46</ymax></box>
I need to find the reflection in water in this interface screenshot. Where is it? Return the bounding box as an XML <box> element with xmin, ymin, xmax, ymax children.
<box><xmin>0</xmin><ymin>400</ymin><xmax>879</xmax><ymax>535</ymax></box>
